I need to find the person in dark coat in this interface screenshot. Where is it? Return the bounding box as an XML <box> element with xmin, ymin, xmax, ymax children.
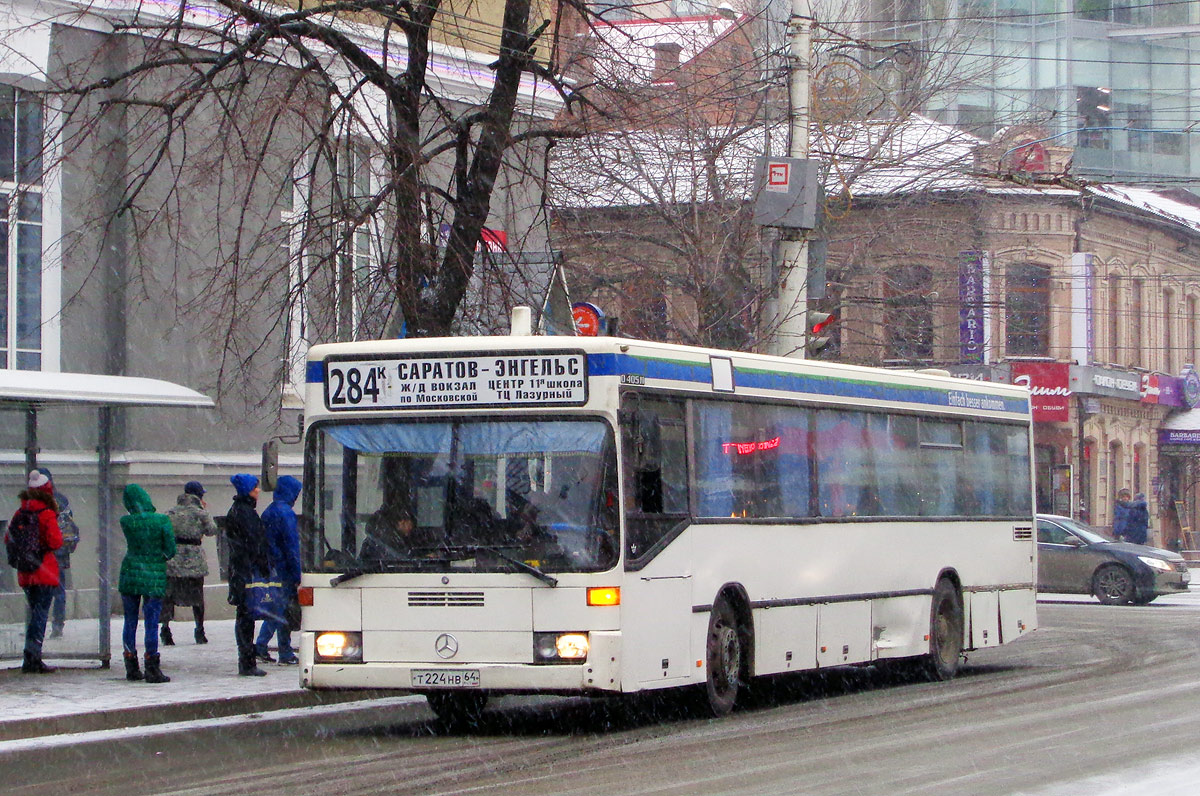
<box><xmin>7</xmin><ymin>470</ymin><xmax>63</xmax><ymax>673</ymax></box>
<box><xmin>37</xmin><ymin>468</ymin><xmax>79</xmax><ymax>639</ymax></box>
<box><xmin>226</xmin><ymin>473</ymin><xmax>269</xmax><ymax>676</ymax></box>
<box><xmin>162</xmin><ymin>481</ymin><xmax>219</xmax><ymax>645</ymax></box>
<box><xmin>1113</xmin><ymin>489</ymin><xmax>1133</xmax><ymax>542</ymax></box>
<box><xmin>1126</xmin><ymin>492</ymin><xmax>1151</xmax><ymax>545</ymax></box>
<box><xmin>118</xmin><ymin>483</ymin><xmax>176</xmax><ymax>683</ymax></box>
<box><xmin>255</xmin><ymin>475</ymin><xmax>302</xmax><ymax>665</ymax></box>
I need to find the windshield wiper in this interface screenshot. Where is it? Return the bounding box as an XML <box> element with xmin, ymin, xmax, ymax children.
<box><xmin>432</xmin><ymin>544</ymin><xmax>558</xmax><ymax>587</ymax></box>
<box><xmin>330</xmin><ymin>559</ymin><xmax>432</xmax><ymax>586</ymax></box>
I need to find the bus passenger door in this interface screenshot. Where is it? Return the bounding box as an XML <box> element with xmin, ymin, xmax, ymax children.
<box><xmin>620</xmin><ymin>394</ymin><xmax>694</xmax><ymax>687</ymax></box>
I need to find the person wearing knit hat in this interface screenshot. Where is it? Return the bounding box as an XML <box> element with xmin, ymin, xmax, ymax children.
<box><xmin>8</xmin><ymin>470</ymin><xmax>63</xmax><ymax>673</ymax></box>
<box><xmin>162</xmin><ymin>480</ymin><xmax>219</xmax><ymax>646</ymax></box>
<box><xmin>225</xmin><ymin>474</ymin><xmax>269</xmax><ymax>675</ymax></box>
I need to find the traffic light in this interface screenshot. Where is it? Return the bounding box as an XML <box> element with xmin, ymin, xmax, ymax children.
<box><xmin>807</xmin><ymin>311</ymin><xmax>837</xmax><ymax>357</ymax></box>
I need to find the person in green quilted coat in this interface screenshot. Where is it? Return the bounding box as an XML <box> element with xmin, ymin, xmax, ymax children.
<box><xmin>118</xmin><ymin>484</ymin><xmax>176</xmax><ymax>683</ymax></box>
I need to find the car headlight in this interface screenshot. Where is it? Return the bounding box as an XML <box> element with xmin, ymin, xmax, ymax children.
<box><xmin>533</xmin><ymin>632</ymin><xmax>589</xmax><ymax>663</ymax></box>
<box><xmin>315</xmin><ymin>631</ymin><xmax>363</xmax><ymax>662</ymax></box>
<box><xmin>1137</xmin><ymin>556</ymin><xmax>1173</xmax><ymax>572</ymax></box>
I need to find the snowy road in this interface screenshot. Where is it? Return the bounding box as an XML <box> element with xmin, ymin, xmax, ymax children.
<box><xmin>6</xmin><ymin>599</ymin><xmax>1200</xmax><ymax>795</ymax></box>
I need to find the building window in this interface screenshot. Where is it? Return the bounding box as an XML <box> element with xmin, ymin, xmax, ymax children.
<box><xmin>1107</xmin><ymin>275</ymin><xmax>1121</xmax><ymax>364</ymax></box>
<box><xmin>0</xmin><ymin>85</ymin><xmax>43</xmax><ymax>371</ymax></box>
<box><xmin>1006</xmin><ymin>263</ymin><xmax>1050</xmax><ymax>357</ymax></box>
<box><xmin>1164</xmin><ymin>289</ymin><xmax>1175</xmax><ymax>374</ymax></box>
<box><xmin>1076</xmin><ymin>86</ymin><xmax>1112</xmax><ymax>150</ymax></box>
<box><xmin>1129</xmin><ymin>278</ymin><xmax>1143</xmax><ymax>368</ymax></box>
<box><xmin>883</xmin><ymin>264</ymin><xmax>933</xmax><ymax>362</ymax></box>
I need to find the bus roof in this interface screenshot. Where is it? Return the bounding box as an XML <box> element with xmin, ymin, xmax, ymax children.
<box><xmin>307</xmin><ymin>334</ymin><xmax>1031</xmax><ymax>417</ymax></box>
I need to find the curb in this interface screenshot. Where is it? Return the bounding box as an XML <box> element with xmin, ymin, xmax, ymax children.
<box><xmin>0</xmin><ymin>687</ymin><xmax>401</xmax><ymax>742</ymax></box>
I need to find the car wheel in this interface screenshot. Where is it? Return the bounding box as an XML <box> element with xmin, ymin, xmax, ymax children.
<box><xmin>1093</xmin><ymin>564</ymin><xmax>1135</xmax><ymax>605</ymax></box>
<box><xmin>426</xmin><ymin>691</ymin><xmax>489</xmax><ymax>729</ymax></box>
<box><xmin>703</xmin><ymin>597</ymin><xmax>745</xmax><ymax>717</ymax></box>
<box><xmin>925</xmin><ymin>578</ymin><xmax>964</xmax><ymax>680</ymax></box>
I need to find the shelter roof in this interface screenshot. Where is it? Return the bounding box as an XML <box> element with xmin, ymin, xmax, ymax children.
<box><xmin>0</xmin><ymin>371</ymin><xmax>214</xmax><ymax>408</ymax></box>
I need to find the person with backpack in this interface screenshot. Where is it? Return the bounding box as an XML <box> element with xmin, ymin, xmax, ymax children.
<box><xmin>118</xmin><ymin>483</ymin><xmax>176</xmax><ymax>683</ymax></box>
<box><xmin>5</xmin><ymin>470</ymin><xmax>63</xmax><ymax>674</ymax></box>
<box><xmin>37</xmin><ymin>468</ymin><xmax>80</xmax><ymax>639</ymax></box>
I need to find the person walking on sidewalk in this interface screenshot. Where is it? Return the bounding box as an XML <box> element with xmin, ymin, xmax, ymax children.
<box><xmin>37</xmin><ymin>468</ymin><xmax>79</xmax><ymax>640</ymax></box>
<box><xmin>162</xmin><ymin>481</ymin><xmax>219</xmax><ymax>646</ymax></box>
<box><xmin>7</xmin><ymin>470</ymin><xmax>63</xmax><ymax>673</ymax></box>
<box><xmin>118</xmin><ymin>484</ymin><xmax>176</xmax><ymax>683</ymax></box>
<box><xmin>226</xmin><ymin>474</ymin><xmax>269</xmax><ymax>677</ymax></box>
<box><xmin>255</xmin><ymin>475</ymin><xmax>302</xmax><ymax>666</ymax></box>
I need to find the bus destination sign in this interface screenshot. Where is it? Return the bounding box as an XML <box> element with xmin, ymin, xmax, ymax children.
<box><xmin>324</xmin><ymin>353</ymin><xmax>588</xmax><ymax>410</ymax></box>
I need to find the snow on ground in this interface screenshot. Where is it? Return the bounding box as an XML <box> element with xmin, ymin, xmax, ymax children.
<box><xmin>0</xmin><ymin>618</ymin><xmax>302</xmax><ymax>722</ymax></box>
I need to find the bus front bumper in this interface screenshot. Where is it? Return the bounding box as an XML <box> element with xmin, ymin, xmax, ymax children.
<box><xmin>300</xmin><ymin>630</ymin><xmax>623</xmax><ymax>694</ymax></box>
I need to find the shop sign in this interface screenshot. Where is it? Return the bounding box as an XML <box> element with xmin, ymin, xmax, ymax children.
<box><xmin>1183</xmin><ymin>365</ymin><xmax>1200</xmax><ymax>409</ymax></box>
<box><xmin>945</xmin><ymin>363</ymin><xmax>1008</xmax><ymax>382</ymax></box>
<box><xmin>958</xmin><ymin>251</ymin><xmax>987</xmax><ymax>363</ymax></box>
<box><xmin>1159</xmin><ymin>428</ymin><xmax>1200</xmax><ymax>447</ymax></box>
<box><xmin>1141</xmin><ymin>373</ymin><xmax>1161</xmax><ymax>404</ymax></box>
<box><xmin>1155</xmin><ymin>374</ymin><xmax>1185</xmax><ymax>408</ymax></box>
<box><xmin>1070</xmin><ymin>365</ymin><xmax>1142</xmax><ymax>400</ymax></box>
<box><xmin>1010</xmin><ymin>361</ymin><xmax>1070</xmax><ymax>422</ymax></box>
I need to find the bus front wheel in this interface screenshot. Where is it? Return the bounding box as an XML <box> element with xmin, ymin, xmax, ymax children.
<box><xmin>925</xmin><ymin>579</ymin><xmax>964</xmax><ymax>681</ymax></box>
<box><xmin>426</xmin><ymin>691</ymin><xmax>489</xmax><ymax>728</ymax></box>
<box><xmin>704</xmin><ymin>597</ymin><xmax>743</xmax><ymax>717</ymax></box>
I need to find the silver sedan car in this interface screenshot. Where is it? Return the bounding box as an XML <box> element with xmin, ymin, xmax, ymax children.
<box><xmin>1037</xmin><ymin>514</ymin><xmax>1191</xmax><ymax>605</ymax></box>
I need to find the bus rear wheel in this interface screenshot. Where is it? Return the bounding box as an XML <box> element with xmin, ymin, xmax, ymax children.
<box><xmin>925</xmin><ymin>579</ymin><xmax>963</xmax><ymax>681</ymax></box>
<box><xmin>426</xmin><ymin>691</ymin><xmax>489</xmax><ymax>728</ymax></box>
<box><xmin>704</xmin><ymin>598</ymin><xmax>743</xmax><ymax>717</ymax></box>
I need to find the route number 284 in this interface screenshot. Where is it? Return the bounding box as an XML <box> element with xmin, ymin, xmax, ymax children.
<box><xmin>328</xmin><ymin>365</ymin><xmax>385</xmax><ymax>405</ymax></box>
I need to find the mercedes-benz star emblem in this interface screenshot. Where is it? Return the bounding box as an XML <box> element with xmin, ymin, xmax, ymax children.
<box><xmin>434</xmin><ymin>633</ymin><xmax>459</xmax><ymax>659</ymax></box>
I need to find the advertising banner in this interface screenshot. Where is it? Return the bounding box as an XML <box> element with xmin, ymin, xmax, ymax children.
<box><xmin>958</xmin><ymin>251</ymin><xmax>986</xmax><ymax>363</ymax></box>
<box><xmin>1011</xmin><ymin>361</ymin><xmax>1070</xmax><ymax>422</ymax></box>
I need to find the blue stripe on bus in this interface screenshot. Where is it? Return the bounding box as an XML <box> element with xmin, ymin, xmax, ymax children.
<box><xmin>587</xmin><ymin>353</ymin><xmax>1027</xmax><ymax>414</ymax></box>
<box><xmin>306</xmin><ymin>361</ymin><xmax>324</xmax><ymax>383</ymax></box>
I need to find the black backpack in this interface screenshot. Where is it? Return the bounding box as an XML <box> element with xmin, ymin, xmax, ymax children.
<box><xmin>5</xmin><ymin>509</ymin><xmax>44</xmax><ymax>573</ymax></box>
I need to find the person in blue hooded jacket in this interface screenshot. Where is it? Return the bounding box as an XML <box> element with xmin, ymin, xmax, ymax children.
<box><xmin>255</xmin><ymin>476</ymin><xmax>302</xmax><ymax>665</ymax></box>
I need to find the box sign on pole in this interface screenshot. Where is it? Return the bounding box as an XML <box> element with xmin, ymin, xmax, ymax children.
<box><xmin>752</xmin><ymin>157</ymin><xmax>820</xmax><ymax>229</ymax></box>
<box><xmin>572</xmin><ymin>302</ymin><xmax>604</xmax><ymax>336</ymax></box>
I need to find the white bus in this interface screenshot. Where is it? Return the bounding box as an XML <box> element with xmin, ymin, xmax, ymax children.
<box><xmin>297</xmin><ymin>315</ymin><xmax>1037</xmax><ymax>722</ymax></box>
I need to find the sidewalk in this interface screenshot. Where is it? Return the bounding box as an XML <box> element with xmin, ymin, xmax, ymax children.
<box><xmin>0</xmin><ymin>618</ymin><xmax>399</xmax><ymax>742</ymax></box>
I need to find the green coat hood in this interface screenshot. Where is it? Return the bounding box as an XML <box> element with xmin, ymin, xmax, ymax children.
<box><xmin>123</xmin><ymin>484</ymin><xmax>156</xmax><ymax>514</ymax></box>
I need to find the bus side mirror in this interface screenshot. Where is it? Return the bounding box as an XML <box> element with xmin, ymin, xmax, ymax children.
<box><xmin>262</xmin><ymin>439</ymin><xmax>279</xmax><ymax>492</ymax></box>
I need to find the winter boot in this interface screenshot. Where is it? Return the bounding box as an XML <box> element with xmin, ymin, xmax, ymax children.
<box><xmin>239</xmin><ymin>655</ymin><xmax>267</xmax><ymax>677</ymax></box>
<box><xmin>123</xmin><ymin>651</ymin><xmax>143</xmax><ymax>681</ymax></box>
<box><xmin>143</xmin><ymin>653</ymin><xmax>170</xmax><ymax>684</ymax></box>
<box><xmin>256</xmin><ymin>644</ymin><xmax>276</xmax><ymax>663</ymax></box>
<box><xmin>160</xmin><ymin>624</ymin><xmax>174</xmax><ymax>646</ymax></box>
<box><xmin>194</xmin><ymin>625</ymin><xmax>208</xmax><ymax>644</ymax></box>
<box><xmin>22</xmin><ymin>651</ymin><xmax>55</xmax><ymax>674</ymax></box>
<box><xmin>193</xmin><ymin>606</ymin><xmax>207</xmax><ymax>644</ymax></box>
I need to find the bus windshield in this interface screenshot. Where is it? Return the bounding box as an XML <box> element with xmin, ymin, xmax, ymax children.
<box><xmin>304</xmin><ymin>418</ymin><xmax>619</xmax><ymax>575</ymax></box>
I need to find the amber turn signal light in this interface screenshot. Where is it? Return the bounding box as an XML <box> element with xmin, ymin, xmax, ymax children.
<box><xmin>586</xmin><ymin>587</ymin><xmax>620</xmax><ymax>606</ymax></box>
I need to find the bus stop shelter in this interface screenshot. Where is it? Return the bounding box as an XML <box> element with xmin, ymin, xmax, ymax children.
<box><xmin>0</xmin><ymin>370</ymin><xmax>213</xmax><ymax>666</ymax></box>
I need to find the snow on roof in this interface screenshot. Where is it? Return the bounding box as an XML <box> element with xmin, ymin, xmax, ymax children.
<box><xmin>587</xmin><ymin>13</ymin><xmax>742</xmax><ymax>85</ymax></box>
<box><xmin>0</xmin><ymin>370</ymin><xmax>215</xmax><ymax>408</ymax></box>
<box><xmin>550</xmin><ymin>113</ymin><xmax>1200</xmax><ymax>239</ymax></box>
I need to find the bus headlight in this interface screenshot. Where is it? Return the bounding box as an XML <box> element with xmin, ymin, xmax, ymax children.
<box><xmin>533</xmin><ymin>632</ymin><xmax>589</xmax><ymax>663</ymax></box>
<box><xmin>315</xmin><ymin>631</ymin><xmax>363</xmax><ymax>663</ymax></box>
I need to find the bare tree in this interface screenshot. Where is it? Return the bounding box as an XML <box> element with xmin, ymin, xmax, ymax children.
<box><xmin>547</xmin><ymin>0</ymin><xmax>1028</xmax><ymax>356</ymax></box>
<box><xmin>5</xmin><ymin>0</ymin><xmax>588</xmax><ymax>409</ymax></box>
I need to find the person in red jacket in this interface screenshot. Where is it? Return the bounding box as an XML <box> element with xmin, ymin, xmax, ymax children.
<box><xmin>9</xmin><ymin>470</ymin><xmax>63</xmax><ymax>673</ymax></box>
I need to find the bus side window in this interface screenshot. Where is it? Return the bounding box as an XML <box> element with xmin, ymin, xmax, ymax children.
<box><xmin>622</xmin><ymin>396</ymin><xmax>688</xmax><ymax>561</ymax></box>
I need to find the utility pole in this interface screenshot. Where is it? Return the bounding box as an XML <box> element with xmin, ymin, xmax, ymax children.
<box><xmin>770</xmin><ymin>0</ymin><xmax>814</xmax><ymax>358</ymax></box>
